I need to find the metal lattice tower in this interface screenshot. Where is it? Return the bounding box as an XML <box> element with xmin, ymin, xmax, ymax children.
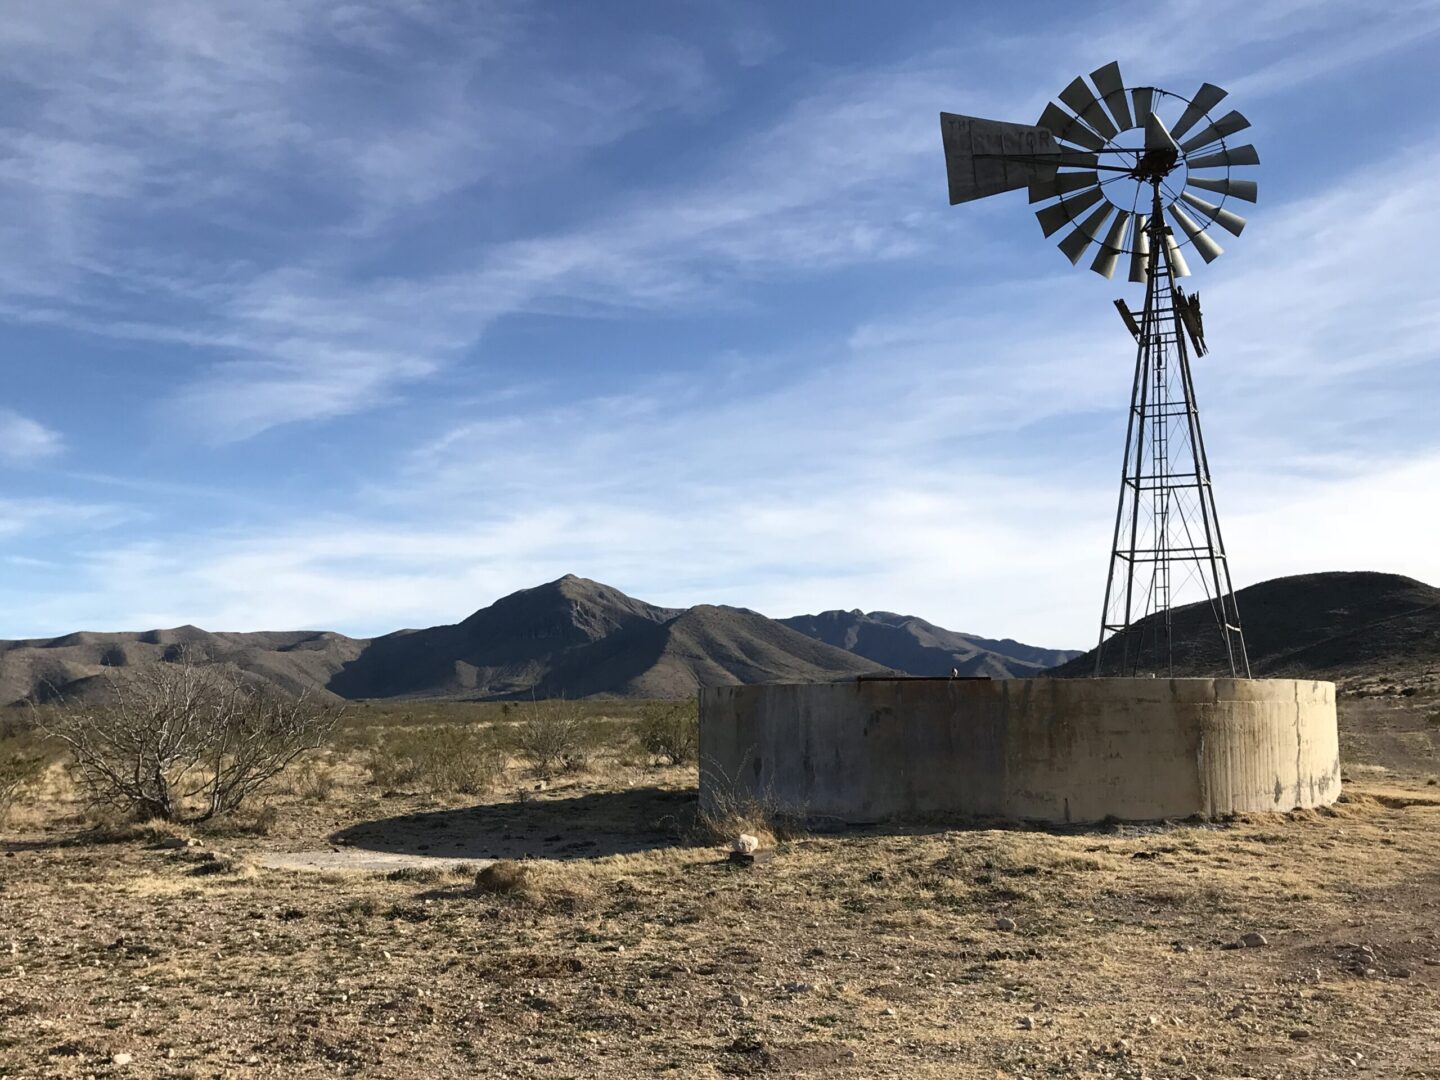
<box><xmin>1095</xmin><ymin>185</ymin><xmax>1250</xmax><ymax>676</ymax></box>
<box><xmin>938</xmin><ymin>62</ymin><xmax>1259</xmax><ymax>678</ymax></box>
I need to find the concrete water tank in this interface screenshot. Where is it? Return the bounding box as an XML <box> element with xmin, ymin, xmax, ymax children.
<box><xmin>698</xmin><ymin>677</ymin><xmax>1340</xmax><ymax>825</ymax></box>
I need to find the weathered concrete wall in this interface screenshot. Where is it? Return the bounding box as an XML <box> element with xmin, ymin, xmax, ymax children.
<box><xmin>699</xmin><ymin>678</ymin><xmax>1340</xmax><ymax>824</ymax></box>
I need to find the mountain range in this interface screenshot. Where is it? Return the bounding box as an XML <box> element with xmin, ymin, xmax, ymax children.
<box><xmin>4</xmin><ymin>570</ymin><xmax>1434</xmax><ymax>705</ymax></box>
<box><xmin>0</xmin><ymin>575</ymin><xmax>1075</xmax><ymax>705</ymax></box>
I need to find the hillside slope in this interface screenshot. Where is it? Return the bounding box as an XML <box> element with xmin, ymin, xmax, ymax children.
<box><xmin>0</xmin><ymin>626</ymin><xmax>364</xmax><ymax>706</ymax></box>
<box><xmin>1051</xmin><ymin>571</ymin><xmax>1440</xmax><ymax>680</ymax></box>
<box><xmin>781</xmin><ymin>609</ymin><xmax>1080</xmax><ymax>678</ymax></box>
<box><xmin>546</xmin><ymin>604</ymin><xmax>893</xmax><ymax>698</ymax></box>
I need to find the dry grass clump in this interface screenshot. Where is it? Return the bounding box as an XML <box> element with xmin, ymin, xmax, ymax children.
<box><xmin>379</xmin><ymin>863</ymin><xmax>474</xmax><ymax>885</ymax></box>
<box><xmin>364</xmin><ymin>725</ymin><xmax>506</xmax><ymax>795</ymax></box>
<box><xmin>201</xmin><ymin>802</ymin><xmax>280</xmax><ymax>837</ymax></box>
<box><xmin>78</xmin><ymin>813</ymin><xmax>196</xmax><ymax>846</ymax></box>
<box><xmin>473</xmin><ymin>859</ymin><xmax>594</xmax><ymax>911</ymax></box>
<box><xmin>181</xmin><ymin>848</ymin><xmax>260</xmax><ymax>880</ymax></box>
<box><xmin>694</xmin><ymin>761</ymin><xmax>804</xmax><ymax>848</ymax></box>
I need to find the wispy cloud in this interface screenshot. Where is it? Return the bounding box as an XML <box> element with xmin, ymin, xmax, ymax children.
<box><xmin>0</xmin><ymin>410</ymin><xmax>63</xmax><ymax>464</ymax></box>
<box><xmin>108</xmin><ymin>135</ymin><xmax>1432</xmax><ymax>642</ymax></box>
<box><xmin>0</xmin><ymin>0</ymin><xmax>736</xmax><ymax>438</ymax></box>
<box><xmin>0</xmin><ymin>497</ymin><xmax>124</xmax><ymax>540</ymax></box>
<box><xmin>5</xmin><ymin>0</ymin><xmax>1428</xmax><ymax>442</ymax></box>
<box><xmin>0</xmin><ymin>0</ymin><xmax>1435</xmax><ymax>643</ymax></box>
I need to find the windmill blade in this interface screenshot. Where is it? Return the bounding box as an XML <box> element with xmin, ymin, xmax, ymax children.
<box><xmin>1058</xmin><ymin>75</ymin><xmax>1119</xmax><ymax>141</ymax></box>
<box><xmin>1028</xmin><ymin>169</ymin><xmax>1100</xmax><ymax>203</ymax></box>
<box><xmin>1180</xmin><ymin>190</ymin><xmax>1247</xmax><ymax>236</ymax></box>
<box><xmin>1128</xmin><ymin>214</ymin><xmax>1151</xmax><ymax>283</ymax></box>
<box><xmin>1187</xmin><ymin>175</ymin><xmax>1258</xmax><ymax>203</ymax></box>
<box><xmin>939</xmin><ymin>112</ymin><xmax>1062</xmax><ymax>204</ymax></box>
<box><xmin>1163</xmin><ymin>228</ymin><xmax>1191</xmax><ymax>278</ymax></box>
<box><xmin>1058</xmin><ymin>203</ymin><xmax>1115</xmax><ymax>264</ymax></box>
<box><xmin>1145</xmin><ymin>112</ymin><xmax>1180</xmax><ymax>155</ymax></box>
<box><xmin>1090</xmin><ymin>209</ymin><xmax>1131</xmax><ymax>279</ymax></box>
<box><xmin>1089</xmin><ymin>61</ymin><xmax>1133</xmax><ymax>131</ymax></box>
<box><xmin>1034</xmin><ymin>185</ymin><xmax>1105</xmax><ymax>236</ymax></box>
<box><xmin>1179</xmin><ymin>110</ymin><xmax>1251</xmax><ymax>153</ymax></box>
<box><xmin>1168</xmin><ymin>203</ymin><xmax>1221</xmax><ymax>264</ymax></box>
<box><xmin>1170</xmin><ymin>82</ymin><xmax>1228</xmax><ymax>141</ymax></box>
<box><xmin>1131</xmin><ymin>87</ymin><xmax>1155</xmax><ymax>133</ymax></box>
<box><xmin>1187</xmin><ymin>143</ymin><xmax>1260</xmax><ymax>169</ymax></box>
<box><xmin>1037</xmin><ymin>102</ymin><xmax>1105</xmax><ymax>151</ymax></box>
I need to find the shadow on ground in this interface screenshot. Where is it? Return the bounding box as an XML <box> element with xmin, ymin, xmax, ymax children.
<box><xmin>328</xmin><ymin>786</ymin><xmax>699</xmax><ymax>863</ymax></box>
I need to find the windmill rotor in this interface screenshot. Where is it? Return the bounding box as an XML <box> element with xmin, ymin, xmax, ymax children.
<box><xmin>940</xmin><ymin>61</ymin><xmax>1259</xmax><ymax>279</ymax></box>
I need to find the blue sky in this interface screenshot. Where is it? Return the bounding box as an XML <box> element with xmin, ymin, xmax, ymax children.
<box><xmin>2</xmin><ymin>0</ymin><xmax>1438</xmax><ymax>647</ymax></box>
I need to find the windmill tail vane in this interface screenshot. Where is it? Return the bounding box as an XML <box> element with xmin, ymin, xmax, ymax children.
<box><xmin>940</xmin><ymin>61</ymin><xmax>1257</xmax><ymax>678</ymax></box>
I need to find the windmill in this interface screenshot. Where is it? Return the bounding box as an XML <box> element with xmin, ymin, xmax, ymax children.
<box><xmin>939</xmin><ymin>61</ymin><xmax>1257</xmax><ymax>677</ymax></box>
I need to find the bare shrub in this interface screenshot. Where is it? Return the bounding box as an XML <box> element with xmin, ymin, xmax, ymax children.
<box><xmin>0</xmin><ymin>752</ymin><xmax>45</xmax><ymax>824</ymax></box>
<box><xmin>284</xmin><ymin>755</ymin><xmax>339</xmax><ymax>802</ymax></box>
<box><xmin>364</xmin><ymin>726</ymin><xmax>505</xmax><ymax>795</ymax></box>
<box><xmin>514</xmin><ymin>698</ymin><xmax>590</xmax><ymax>777</ymax></box>
<box><xmin>637</xmin><ymin>700</ymin><xmax>699</xmax><ymax>765</ymax></box>
<box><xmin>40</xmin><ymin>657</ymin><xmax>338</xmax><ymax>824</ymax></box>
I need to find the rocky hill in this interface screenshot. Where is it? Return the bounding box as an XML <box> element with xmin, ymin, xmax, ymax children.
<box><xmin>0</xmin><ymin>625</ymin><xmax>365</xmax><ymax>706</ymax></box>
<box><xmin>1050</xmin><ymin>571</ymin><xmax>1440</xmax><ymax>683</ymax></box>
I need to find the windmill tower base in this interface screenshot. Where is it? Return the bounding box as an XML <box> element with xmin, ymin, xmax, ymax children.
<box><xmin>699</xmin><ymin>677</ymin><xmax>1339</xmax><ymax>825</ymax></box>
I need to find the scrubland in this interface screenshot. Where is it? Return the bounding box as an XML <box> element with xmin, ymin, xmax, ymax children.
<box><xmin>2</xmin><ymin>693</ymin><xmax>1438</xmax><ymax>1078</ymax></box>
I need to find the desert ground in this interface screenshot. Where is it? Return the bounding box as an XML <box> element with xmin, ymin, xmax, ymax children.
<box><xmin>2</xmin><ymin>690</ymin><xmax>1438</xmax><ymax>1079</ymax></box>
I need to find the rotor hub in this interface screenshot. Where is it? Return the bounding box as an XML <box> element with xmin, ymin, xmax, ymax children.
<box><xmin>1131</xmin><ymin>147</ymin><xmax>1179</xmax><ymax>182</ymax></box>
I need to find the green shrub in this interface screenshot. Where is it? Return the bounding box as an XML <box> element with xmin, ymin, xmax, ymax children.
<box><xmin>365</xmin><ymin>726</ymin><xmax>505</xmax><ymax>795</ymax></box>
<box><xmin>514</xmin><ymin>699</ymin><xmax>590</xmax><ymax>777</ymax></box>
<box><xmin>637</xmin><ymin>700</ymin><xmax>699</xmax><ymax>765</ymax></box>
